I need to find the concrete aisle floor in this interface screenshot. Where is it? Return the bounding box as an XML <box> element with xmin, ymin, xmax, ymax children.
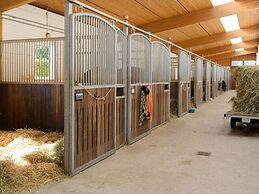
<box><xmin>35</xmin><ymin>91</ymin><xmax>259</xmax><ymax>194</ymax></box>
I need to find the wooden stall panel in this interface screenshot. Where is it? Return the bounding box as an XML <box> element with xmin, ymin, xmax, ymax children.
<box><xmin>74</xmin><ymin>88</ymin><xmax>115</xmax><ymax>169</ymax></box>
<box><xmin>116</xmin><ymin>98</ymin><xmax>126</xmax><ymax>147</ymax></box>
<box><xmin>195</xmin><ymin>81</ymin><xmax>203</xmax><ymax>106</ymax></box>
<box><xmin>130</xmin><ymin>85</ymin><xmax>151</xmax><ymax>141</ymax></box>
<box><xmin>178</xmin><ymin>82</ymin><xmax>189</xmax><ymax>116</ymax></box>
<box><xmin>152</xmin><ymin>84</ymin><xmax>169</xmax><ymax>128</ymax></box>
<box><xmin>205</xmin><ymin>81</ymin><xmax>211</xmax><ymax>101</ymax></box>
<box><xmin>170</xmin><ymin>81</ymin><xmax>178</xmax><ymax>115</ymax></box>
<box><xmin>0</xmin><ymin>83</ymin><xmax>64</xmax><ymax>132</ymax></box>
<box><xmin>211</xmin><ymin>81</ymin><xmax>217</xmax><ymax>98</ymax></box>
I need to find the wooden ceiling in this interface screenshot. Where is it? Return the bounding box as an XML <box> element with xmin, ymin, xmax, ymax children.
<box><xmin>1</xmin><ymin>0</ymin><xmax>259</xmax><ymax>65</ymax></box>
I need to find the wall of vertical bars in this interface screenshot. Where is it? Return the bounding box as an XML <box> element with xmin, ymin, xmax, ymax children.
<box><xmin>0</xmin><ymin>38</ymin><xmax>64</xmax><ymax>83</ymax></box>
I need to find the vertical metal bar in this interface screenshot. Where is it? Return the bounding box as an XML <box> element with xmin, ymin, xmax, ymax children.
<box><xmin>64</xmin><ymin>0</ymin><xmax>74</xmax><ymax>176</ymax></box>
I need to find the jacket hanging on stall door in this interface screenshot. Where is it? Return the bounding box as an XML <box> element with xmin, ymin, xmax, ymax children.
<box><xmin>139</xmin><ymin>86</ymin><xmax>147</xmax><ymax>126</ymax></box>
<box><xmin>146</xmin><ymin>86</ymin><xmax>152</xmax><ymax>121</ymax></box>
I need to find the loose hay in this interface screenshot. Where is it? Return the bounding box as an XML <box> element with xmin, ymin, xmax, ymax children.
<box><xmin>231</xmin><ymin>66</ymin><xmax>259</xmax><ymax>115</ymax></box>
<box><xmin>0</xmin><ymin>129</ymin><xmax>65</xmax><ymax>194</ymax></box>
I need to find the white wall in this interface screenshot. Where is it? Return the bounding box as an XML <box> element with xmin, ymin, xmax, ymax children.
<box><xmin>3</xmin><ymin>5</ymin><xmax>64</xmax><ymax>40</ymax></box>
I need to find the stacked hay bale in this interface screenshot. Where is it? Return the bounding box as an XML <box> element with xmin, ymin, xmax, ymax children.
<box><xmin>232</xmin><ymin>66</ymin><xmax>259</xmax><ymax>115</ymax></box>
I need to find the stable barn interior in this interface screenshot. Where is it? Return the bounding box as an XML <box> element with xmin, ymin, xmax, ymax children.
<box><xmin>1</xmin><ymin>1</ymin><xmax>249</xmax><ymax>193</ymax></box>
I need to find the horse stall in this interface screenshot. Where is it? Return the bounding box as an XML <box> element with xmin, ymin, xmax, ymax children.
<box><xmin>127</xmin><ymin>33</ymin><xmax>152</xmax><ymax>144</ymax></box>
<box><xmin>170</xmin><ymin>53</ymin><xmax>178</xmax><ymax>115</ymax></box>
<box><xmin>193</xmin><ymin>58</ymin><xmax>203</xmax><ymax>106</ymax></box>
<box><xmin>178</xmin><ymin>50</ymin><xmax>191</xmax><ymax>117</ymax></box>
<box><xmin>64</xmin><ymin>12</ymin><xmax>129</xmax><ymax>175</ymax></box>
<box><xmin>203</xmin><ymin>61</ymin><xmax>211</xmax><ymax>102</ymax></box>
<box><xmin>211</xmin><ymin>63</ymin><xmax>217</xmax><ymax>98</ymax></box>
<box><xmin>0</xmin><ymin>37</ymin><xmax>66</xmax><ymax>189</ymax></box>
<box><xmin>0</xmin><ymin>38</ymin><xmax>64</xmax><ymax>131</ymax></box>
<box><xmin>151</xmin><ymin>42</ymin><xmax>170</xmax><ymax>128</ymax></box>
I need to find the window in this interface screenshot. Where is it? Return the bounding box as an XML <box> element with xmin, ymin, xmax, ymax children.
<box><xmin>244</xmin><ymin>60</ymin><xmax>256</xmax><ymax>66</ymax></box>
<box><xmin>231</xmin><ymin>61</ymin><xmax>243</xmax><ymax>67</ymax></box>
<box><xmin>35</xmin><ymin>44</ymin><xmax>55</xmax><ymax>80</ymax></box>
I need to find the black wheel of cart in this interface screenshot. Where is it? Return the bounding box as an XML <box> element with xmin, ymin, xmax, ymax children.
<box><xmin>230</xmin><ymin>118</ymin><xmax>236</xmax><ymax>129</ymax></box>
<box><xmin>243</xmin><ymin>124</ymin><xmax>250</xmax><ymax>136</ymax></box>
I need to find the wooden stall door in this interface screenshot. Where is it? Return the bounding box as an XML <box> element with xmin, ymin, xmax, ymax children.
<box><xmin>205</xmin><ymin>81</ymin><xmax>211</xmax><ymax>101</ymax></box>
<box><xmin>195</xmin><ymin>81</ymin><xmax>203</xmax><ymax>107</ymax></box>
<box><xmin>73</xmin><ymin>88</ymin><xmax>115</xmax><ymax>170</ymax></box>
<box><xmin>116</xmin><ymin>97</ymin><xmax>126</xmax><ymax>147</ymax></box>
<box><xmin>178</xmin><ymin>82</ymin><xmax>189</xmax><ymax>116</ymax></box>
<box><xmin>152</xmin><ymin>84</ymin><xmax>169</xmax><ymax>128</ymax></box>
<box><xmin>130</xmin><ymin>86</ymin><xmax>151</xmax><ymax>143</ymax></box>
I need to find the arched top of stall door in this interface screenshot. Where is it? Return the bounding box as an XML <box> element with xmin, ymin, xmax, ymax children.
<box><xmin>194</xmin><ymin>58</ymin><xmax>203</xmax><ymax>82</ymax></box>
<box><xmin>72</xmin><ymin>13</ymin><xmax>117</xmax><ymax>31</ymax></box>
<box><xmin>205</xmin><ymin>61</ymin><xmax>211</xmax><ymax>81</ymax></box>
<box><xmin>211</xmin><ymin>63</ymin><xmax>217</xmax><ymax>82</ymax></box>
<box><xmin>152</xmin><ymin>41</ymin><xmax>170</xmax><ymax>83</ymax></box>
<box><xmin>178</xmin><ymin>50</ymin><xmax>191</xmax><ymax>82</ymax></box>
<box><xmin>216</xmin><ymin>65</ymin><xmax>221</xmax><ymax>81</ymax></box>
<box><xmin>72</xmin><ymin>13</ymin><xmax>117</xmax><ymax>86</ymax></box>
<box><xmin>129</xmin><ymin>33</ymin><xmax>152</xmax><ymax>85</ymax></box>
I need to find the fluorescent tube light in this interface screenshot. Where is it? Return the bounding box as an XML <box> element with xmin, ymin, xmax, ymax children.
<box><xmin>230</xmin><ymin>37</ymin><xmax>242</xmax><ymax>44</ymax></box>
<box><xmin>235</xmin><ymin>48</ymin><xmax>244</xmax><ymax>52</ymax></box>
<box><xmin>211</xmin><ymin>0</ymin><xmax>234</xmax><ymax>6</ymax></box>
<box><xmin>220</xmin><ymin>14</ymin><xmax>240</xmax><ymax>32</ymax></box>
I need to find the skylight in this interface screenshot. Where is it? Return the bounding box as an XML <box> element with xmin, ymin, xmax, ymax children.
<box><xmin>235</xmin><ymin>48</ymin><xmax>244</xmax><ymax>52</ymax></box>
<box><xmin>230</xmin><ymin>37</ymin><xmax>242</xmax><ymax>44</ymax></box>
<box><xmin>211</xmin><ymin>0</ymin><xmax>234</xmax><ymax>6</ymax></box>
<box><xmin>220</xmin><ymin>14</ymin><xmax>240</xmax><ymax>32</ymax></box>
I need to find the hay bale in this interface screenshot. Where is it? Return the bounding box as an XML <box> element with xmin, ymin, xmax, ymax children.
<box><xmin>231</xmin><ymin>66</ymin><xmax>259</xmax><ymax>115</ymax></box>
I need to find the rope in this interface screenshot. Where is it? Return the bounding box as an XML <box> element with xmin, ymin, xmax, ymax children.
<box><xmin>85</xmin><ymin>88</ymin><xmax>113</xmax><ymax>100</ymax></box>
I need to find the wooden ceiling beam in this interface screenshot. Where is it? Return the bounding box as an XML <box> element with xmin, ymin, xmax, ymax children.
<box><xmin>138</xmin><ymin>0</ymin><xmax>259</xmax><ymax>33</ymax></box>
<box><xmin>0</xmin><ymin>0</ymin><xmax>36</xmax><ymax>12</ymax></box>
<box><xmin>177</xmin><ymin>25</ymin><xmax>259</xmax><ymax>48</ymax></box>
<box><xmin>196</xmin><ymin>39</ymin><xmax>259</xmax><ymax>57</ymax></box>
<box><xmin>210</xmin><ymin>48</ymin><xmax>257</xmax><ymax>61</ymax></box>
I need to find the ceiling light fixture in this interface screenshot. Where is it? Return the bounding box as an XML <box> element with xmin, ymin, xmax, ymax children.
<box><xmin>230</xmin><ymin>37</ymin><xmax>242</xmax><ymax>44</ymax></box>
<box><xmin>220</xmin><ymin>14</ymin><xmax>240</xmax><ymax>32</ymax></box>
<box><xmin>210</xmin><ymin>0</ymin><xmax>234</xmax><ymax>7</ymax></box>
<box><xmin>235</xmin><ymin>48</ymin><xmax>244</xmax><ymax>52</ymax></box>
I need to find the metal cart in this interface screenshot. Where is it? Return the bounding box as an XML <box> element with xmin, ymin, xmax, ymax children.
<box><xmin>224</xmin><ymin>111</ymin><xmax>259</xmax><ymax>135</ymax></box>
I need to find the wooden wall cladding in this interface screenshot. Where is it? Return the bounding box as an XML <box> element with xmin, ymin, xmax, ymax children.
<box><xmin>74</xmin><ymin>88</ymin><xmax>115</xmax><ymax>169</ymax></box>
<box><xmin>0</xmin><ymin>83</ymin><xmax>64</xmax><ymax>132</ymax></box>
<box><xmin>130</xmin><ymin>85</ymin><xmax>151</xmax><ymax>141</ymax></box>
<box><xmin>151</xmin><ymin>84</ymin><xmax>169</xmax><ymax>128</ymax></box>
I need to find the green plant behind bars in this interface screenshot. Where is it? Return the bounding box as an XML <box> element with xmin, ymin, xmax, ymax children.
<box><xmin>35</xmin><ymin>45</ymin><xmax>50</xmax><ymax>78</ymax></box>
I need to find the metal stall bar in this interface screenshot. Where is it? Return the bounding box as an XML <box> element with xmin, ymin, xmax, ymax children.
<box><xmin>0</xmin><ymin>37</ymin><xmax>64</xmax><ymax>84</ymax></box>
<box><xmin>194</xmin><ymin>57</ymin><xmax>203</xmax><ymax>106</ymax></box>
<box><xmin>151</xmin><ymin>41</ymin><xmax>170</xmax><ymax>128</ymax></box>
<box><xmin>127</xmin><ymin>33</ymin><xmax>152</xmax><ymax>144</ymax></box>
<box><xmin>178</xmin><ymin>50</ymin><xmax>191</xmax><ymax>117</ymax></box>
<box><xmin>204</xmin><ymin>61</ymin><xmax>211</xmax><ymax>102</ymax></box>
<box><xmin>115</xmin><ymin>26</ymin><xmax>127</xmax><ymax>148</ymax></box>
<box><xmin>211</xmin><ymin>63</ymin><xmax>217</xmax><ymax>98</ymax></box>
